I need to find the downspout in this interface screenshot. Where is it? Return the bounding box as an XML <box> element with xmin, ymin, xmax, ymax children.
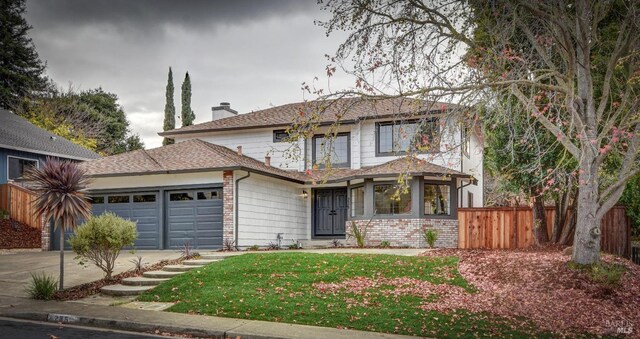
<box><xmin>459</xmin><ymin>127</ymin><xmax>465</xmax><ymax>207</ymax></box>
<box><xmin>234</xmin><ymin>171</ymin><xmax>251</xmax><ymax>249</ymax></box>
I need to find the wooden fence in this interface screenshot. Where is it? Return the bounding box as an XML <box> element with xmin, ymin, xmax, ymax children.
<box><xmin>458</xmin><ymin>206</ymin><xmax>631</xmax><ymax>258</ymax></box>
<box><xmin>0</xmin><ymin>183</ymin><xmax>44</xmax><ymax>230</ymax></box>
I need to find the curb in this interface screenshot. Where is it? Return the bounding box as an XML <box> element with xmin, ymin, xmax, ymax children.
<box><xmin>2</xmin><ymin>310</ymin><xmax>417</xmax><ymax>339</ymax></box>
<box><xmin>6</xmin><ymin>311</ymin><xmax>227</xmax><ymax>338</ymax></box>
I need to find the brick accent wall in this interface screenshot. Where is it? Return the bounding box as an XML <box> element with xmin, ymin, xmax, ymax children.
<box><xmin>223</xmin><ymin>171</ymin><xmax>234</xmax><ymax>245</ymax></box>
<box><xmin>346</xmin><ymin>218</ymin><xmax>458</xmax><ymax>248</ymax></box>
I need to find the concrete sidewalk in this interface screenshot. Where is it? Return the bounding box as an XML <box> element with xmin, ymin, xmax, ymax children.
<box><xmin>0</xmin><ymin>295</ymin><xmax>417</xmax><ymax>339</ymax></box>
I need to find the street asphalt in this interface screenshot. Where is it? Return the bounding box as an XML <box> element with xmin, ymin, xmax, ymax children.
<box><xmin>0</xmin><ymin>317</ymin><xmax>172</xmax><ymax>338</ymax></box>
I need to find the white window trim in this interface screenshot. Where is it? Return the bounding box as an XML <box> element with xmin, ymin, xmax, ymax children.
<box><xmin>7</xmin><ymin>155</ymin><xmax>39</xmax><ymax>181</ymax></box>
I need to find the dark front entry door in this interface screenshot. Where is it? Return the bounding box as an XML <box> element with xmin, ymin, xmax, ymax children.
<box><xmin>314</xmin><ymin>188</ymin><xmax>348</xmax><ymax>236</ymax></box>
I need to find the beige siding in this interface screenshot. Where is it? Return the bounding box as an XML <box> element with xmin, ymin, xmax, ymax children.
<box><xmin>236</xmin><ymin>173</ymin><xmax>308</xmax><ymax>247</ymax></box>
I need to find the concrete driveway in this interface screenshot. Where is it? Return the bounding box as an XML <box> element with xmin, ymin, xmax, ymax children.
<box><xmin>0</xmin><ymin>250</ymin><xmax>181</xmax><ymax>298</ymax></box>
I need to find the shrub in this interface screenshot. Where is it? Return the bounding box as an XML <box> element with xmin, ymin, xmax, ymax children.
<box><xmin>288</xmin><ymin>240</ymin><xmax>303</xmax><ymax>250</ymax></box>
<box><xmin>130</xmin><ymin>255</ymin><xmax>144</xmax><ymax>274</ymax></box>
<box><xmin>569</xmin><ymin>262</ymin><xmax>627</xmax><ymax>286</ymax></box>
<box><xmin>422</xmin><ymin>228</ymin><xmax>438</xmax><ymax>248</ymax></box>
<box><xmin>347</xmin><ymin>215</ymin><xmax>374</xmax><ymax>248</ymax></box>
<box><xmin>247</xmin><ymin>245</ymin><xmax>260</xmax><ymax>251</ymax></box>
<box><xmin>379</xmin><ymin>240</ymin><xmax>391</xmax><ymax>248</ymax></box>
<box><xmin>180</xmin><ymin>240</ymin><xmax>195</xmax><ymax>259</ymax></box>
<box><xmin>69</xmin><ymin>212</ymin><xmax>137</xmax><ymax>280</ymax></box>
<box><xmin>0</xmin><ymin>209</ymin><xmax>9</xmax><ymax>220</ymax></box>
<box><xmin>267</xmin><ymin>241</ymin><xmax>280</xmax><ymax>250</ymax></box>
<box><xmin>25</xmin><ymin>272</ymin><xmax>57</xmax><ymax>300</ymax></box>
<box><xmin>223</xmin><ymin>238</ymin><xmax>236</xmax><ymax>251</ymax></box>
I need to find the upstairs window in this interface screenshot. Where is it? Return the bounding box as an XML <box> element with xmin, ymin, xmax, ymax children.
<box><xmin>312</xmin><ymin>133</ymin><xmax>350</xmax><ymax>168</ymax></box>
<box><xmin>462</xmin><ymin>125</ymin><xmax>470</xmax><ymax>157</ymax></box>
<box><xmin>7</xmin><ymin>157</ymin><xmax>38</xmax><ymax>180</ymax></box>
<box><xmin>376</xmin><ymin>119</ymin><xmax>438</xmax><ymax>156</ymax></box>
<box><xmin>273</xmin><ymin>129</ymin><xmax>289</xmax><ymax>143</ymax></box>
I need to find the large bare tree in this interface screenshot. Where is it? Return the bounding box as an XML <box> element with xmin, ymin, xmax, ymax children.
<box><xmin>312</xmin><ymin>0</ymin><xmax>639</xmax><ymax>264</ymax></box>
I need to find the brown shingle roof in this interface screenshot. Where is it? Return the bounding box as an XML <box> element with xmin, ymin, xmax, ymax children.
<box><xmin>306</xmin><ymin>156</ymin><xmax>467</xmax><ymax>183</ymax></box>
<box><xmin>160</xmin><ymin>97</ymin><xmax>453</xmax><ymax>136</ymax></box>
<box><xmin>81</xmin><ymin>139</ymin><xmax>306</xmax><ymax>183</ymax></box>
<box><xmin>81</xmin><ymin>140</ymin><xmax>465</xmax><ymax>184</ymax></box>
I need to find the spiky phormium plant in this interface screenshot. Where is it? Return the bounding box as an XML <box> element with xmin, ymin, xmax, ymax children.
<box><xmin>25</xmin><ymin>158</ymin><xmax>92</xmax><ymax>290</ymax></box>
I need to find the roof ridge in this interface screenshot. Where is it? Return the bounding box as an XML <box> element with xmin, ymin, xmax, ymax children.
<box><xmin>141</xmin><ymin>149</ymin><xmax>164</xmax><ymax>170</ymax></box>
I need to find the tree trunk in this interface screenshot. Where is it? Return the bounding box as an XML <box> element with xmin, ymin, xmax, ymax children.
<box><xmin>552</xmin><ymin>185</ymin><xmax>572</xmax><ymax>243</ymax></box>
<box><xmin>572</xmin><ymin>154</ymin><xmax>601</xmax><ymax>264</ymax></box>
<box><xmin>531</xmin><ymin>186</ymin><xmax>549</xmax><ymax>245</ymax></box>
<box><xmin>559</xmin><ymin>197</ymin><xmax>577</xmax><ymax>245</ymax></box>
<box><xmin>59</xmin><ymin>227</ymin><xmax>64</xmax><ymax>290</ymax></box>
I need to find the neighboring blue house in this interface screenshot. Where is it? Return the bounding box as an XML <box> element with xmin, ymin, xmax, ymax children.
<box><xmin>0</xmin><ymin>109</ymin><xmax>100</xmax><ymax>183</ymax></box>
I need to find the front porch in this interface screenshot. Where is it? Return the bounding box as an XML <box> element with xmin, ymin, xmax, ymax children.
<box><xmin>306</xmin><ymin>157</ymin><xmax>475</xmax><ymax>248</ymax></box>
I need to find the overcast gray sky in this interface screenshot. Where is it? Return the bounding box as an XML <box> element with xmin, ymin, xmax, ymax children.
<box><xmin>25</xmin><ymin>0</ymin><xmax>352</xmax><ymax>148</ymax></box>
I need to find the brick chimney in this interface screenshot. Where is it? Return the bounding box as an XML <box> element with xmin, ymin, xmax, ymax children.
<box><xmin>237</xmin><ymin>146</ymin><xmax>242</xmax><ymax>156</ymax></box>
<box><xmin>265</xmin><ymin>155</ymin><xmax>271</xmax><ymax>167</ymax></box>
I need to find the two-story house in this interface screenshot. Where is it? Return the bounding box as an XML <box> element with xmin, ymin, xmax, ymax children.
<box><xmin>65</xmin><ymin>98</ymin><xmax>483</xmax><ymax>250</ymax></box>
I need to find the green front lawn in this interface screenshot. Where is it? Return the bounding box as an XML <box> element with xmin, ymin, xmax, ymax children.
<box><xmin>139</xmin><ymin>253</ymin><xmax>547</xmax><ymax>337</ymax></box>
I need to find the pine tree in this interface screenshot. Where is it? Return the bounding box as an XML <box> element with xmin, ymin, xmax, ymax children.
<box><xmin>162</xmin><ymin>67</ymin><xmax>175</xmax><ymax>145</ymax></box>
<box><xmin>0</xmin><ymin>0</ymin><xmax>47</xmax><ymax>109</ymax></box>
<box><xmin>181</xmin><ymin>72</ymin><xmax>195</xmax><ymax>127</ymax></box>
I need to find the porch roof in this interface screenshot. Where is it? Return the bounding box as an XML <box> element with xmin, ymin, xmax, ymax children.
<box><xmin>305</xmin><ymin>156</ymin><xmax>470</xmax><ymax>184</ymax></box>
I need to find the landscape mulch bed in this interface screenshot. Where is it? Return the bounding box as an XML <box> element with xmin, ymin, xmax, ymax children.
<box><xmin>0</xmin><ymin>219</ymin><xmax>40</xmax><ymax>249</ymax></box>
<box><xmin>54</xmin><ymin>257</ymin><xmax>186</xmax><ymax>301</ymax></box>
<box><xmin>421</xmin><ymin>246</ymin><xmax>640</xmax><ymax>336</ymax></box>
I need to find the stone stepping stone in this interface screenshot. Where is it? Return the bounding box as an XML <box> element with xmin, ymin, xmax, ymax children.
<box><xmin>101</xmin><ymin>284</ymin><xmax>154</xmax><ymax>297</ymax></box>
<box><xmin>182</xmin><ymin>259</ymin><xmax>220</xmax><ymax>266</ymax></box>
<box><xmin>142</xmin><ymin>270</ymin><xmax>185</xmax><ymax>279</ymax></box>
<box><xmin>199</xmin><ymin>254</ymin><xmax>227</xmax><ymax>260</ymax></box>
<box><xmin>121</xmin><ymin>276</ymin><xmax>169</xmax><ymax>286</ymax></box>
<box><xmin>162</xmin><ymin>264</ymin><xmax>203</xmax><ymax>272</ymax></box>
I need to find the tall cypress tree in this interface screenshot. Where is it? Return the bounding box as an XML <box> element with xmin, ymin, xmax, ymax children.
<box><xmin>180</xmin><ymin>72</ymin><xmax>195</xmax><ymax>127</ymax></box>
<box><xmin>162</xmin><ymin>67</ymin><xmax>175</xmax><ymax>145</ymax></box>
<box><xmin>0</xmin><ymin>0</ymin><xmax>47</xmax><ymax>109</ymax></box>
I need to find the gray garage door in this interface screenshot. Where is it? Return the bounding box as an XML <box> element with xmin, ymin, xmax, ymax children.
<box><xmin>53</xmin><ymin>192</ymin><xmax>161</xmax><ymax>250</ymax></box>
<box><xmin>166</xmin><ymin>188</ymin><xmax>223</xmax><ymax>249</ymax></box>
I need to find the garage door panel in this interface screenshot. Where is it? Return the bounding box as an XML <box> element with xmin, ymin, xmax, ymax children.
<box><xmin>168</xmin><ymin>207</ymin><xmax>196</xmax><ymax>217</ymax></box>
<box><xmin>196</xmin><ymin>221</ymin><xmax>222</xmax><ymax>230</ymax></box>
<box><xmin>169</xmin><ymin>221</ymin><xmax>196</xmax><ymax>231</ymax></box>
<box><xmin>196</xmin><ymin>230</ymin><xmax>222</xmax><ymax>238</ymax></box>
<box><xmin>196</xmin><ymin>206</ymin><xmax>217</xmax><ymax>215</ymax></box>
<box><xmin>169</xmin><ymin>237</ymin><xmax>195</xmax><ymax>248</ymax></box>
<box><xmin>166</xmin><ymin>188</ymin><xmax>223</xmax><ymax>250</ymax></box>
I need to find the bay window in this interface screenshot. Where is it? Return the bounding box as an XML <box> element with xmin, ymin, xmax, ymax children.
<box><xmin>424</xmin><ymin>183</ymin><xmax>450</xmax><ymax>215</ymax></box>
<box><xmin>374</xmin><ymin>184</ymin><xmax>412</xmax><ymax>215</ymax></box>
<box><xmin>350</xmin><ymin>186</ymin><xmax>364</xmax><ymax>217</ymax></box>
